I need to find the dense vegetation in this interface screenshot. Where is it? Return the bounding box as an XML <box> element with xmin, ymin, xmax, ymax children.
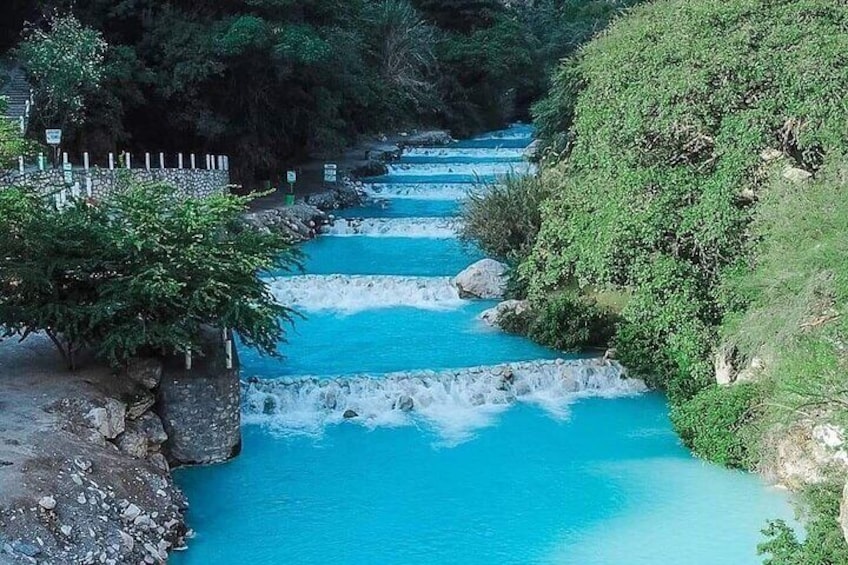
<box><xmin>463</xmin><ymin>0</ymin><xmax>848</xmax><ymax>560</ymax></box>
<box><xmin>0</xmin><ymin>180</ymin><xmax>299</xmax><ymax>369</ymax></box>
<box><xmin>1</xmin><ymin>0</ymin><xmax>639</xmax><ymax>186</ymax></box>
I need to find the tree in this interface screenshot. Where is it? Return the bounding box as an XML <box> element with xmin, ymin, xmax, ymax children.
<box><xmin>0</xmin><ymin>98</ymin><xmax>36</xmax><ymax>168</ymax></box>
<box><xmin>0</xmin><ymin>180</ymin><xmax>300</xmax><ymax>369</ymax></box>
<box><xmin>18</xmin><ymin>13</ymin><xmax>107</xmax><ymax>132</ymax></box>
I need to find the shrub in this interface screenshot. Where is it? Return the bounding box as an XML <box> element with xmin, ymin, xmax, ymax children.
<box><xmin>460</xmin><ymin>174</ymin><xmax>548</xmax><ymax>265</ymax></box>
<box><xmin>759</xmin><ymin>482</ymin><xmax>848</xmax><ymax>565</ymax></box>
<box><xmin>527</xmin><ymin>292</ymin><xmax>617</xmax><ymax>351</ymax></box>
<box><xmin>670</xmin><ymin>383</ymin><xmax>759</xmax><ymax>468</ymax></box>
<box><xmin>0</xmin><ymin>181</ymin><xmax>299</xmax><ymax>369</ymax></box>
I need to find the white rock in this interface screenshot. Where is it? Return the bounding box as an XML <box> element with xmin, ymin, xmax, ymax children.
<box><xmin>479</xmin><ymin>299</ymin><xmax>529</xmax><ymax>327</ymax></box>
<box><xmin>38</xmin><ymin>496</ymin><xmax>56</xmax><ymax>511</ymax></box>
<box><xmin>782</xmin><ymin>166</ymin><xmax>812</xmax><ymax>182</ymax></box>
<box><xmin>86</xmin><ymin>399</ymin><xmax>126</xmax><ymax>440</ymax></box>
<box><xmin>60</xmin><ymin>525</ymin><xmax>71</xmax><ymax>536</ymax></box>
<box><xmin>118</xmin><ymin>530</ymin><xmax>134</xmax><ymax>551</ymax></box>
<box><xmin>453</xmin><ymin>259</ymin><xmax>508</xmax><ymax>299</ymax></box>
<box><xmin>121</xmin><ymin>503</ymin><xmax>141</xmax><ymax>521</ymax></box>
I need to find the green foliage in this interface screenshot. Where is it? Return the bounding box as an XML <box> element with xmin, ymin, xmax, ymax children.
<box><xmin>527</xmin><ymin>0</ymin><xmax>848</xmax><ymax>394</ymax></box>
<box><xmin>0</xmin><ymin>98</ymin><xmax>37</xmax><ymax>167</ymax></box>
<box><xmin>759</xmin><ymin>483</ymin><xmax>848</xmax><ymax>565</ymax></box>
<box><xmin>670</xmin><ymin>384</ymin><xmax>758</xmax><ymax>468</ymax></box>
<box><xmin>18</xmin><ymin>13</ymin><xmax>107</xmax><ymax>129</ymax></box>
<box><xmin>527</xmin><ymin>292</ymin><xmax>617</xmax><ymax>351</ymax></box>
<box><xmin>460</xmin><ymin>174</ymin><xmax>548</xmax><ymax>265</ymax></box>
<box><xmin>0</xmin><ymin>181</ymin><xmax>298</xmax><ymax>369</ymax></box>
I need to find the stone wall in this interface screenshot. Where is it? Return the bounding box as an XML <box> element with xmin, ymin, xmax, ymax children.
<box><xmin>0</xmin><ymin>167</ymin><xmax>230</xmax><ymax>200</ymax></box>
<box><xmin>157</xmin><ymin>330</ymin><xmax>241</xmax><ymax>466</ymax></box>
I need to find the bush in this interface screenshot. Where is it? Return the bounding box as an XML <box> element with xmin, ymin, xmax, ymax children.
<box><xmin>527</xmin><ymin>292</ymin><xmax>617</xmax><ymax>351</ymax></box>
<box><xmin>670</xmin><ymin>384</ymin><xmax>759</xmax><ymax>468</ymax></box>
<box><xmin>460</xmin><ymin>174</ymin><xmax>548</xmax><ymax>265</ymax></box>
<box><xmin>0</xmin><ymin>181</ymin><xmax>299</xmax><ymax>369</ymax></box>
<box><xmin>759</xmin><ymin>482</ymin><xmax>848</xmax><ymax>565</ymax></box>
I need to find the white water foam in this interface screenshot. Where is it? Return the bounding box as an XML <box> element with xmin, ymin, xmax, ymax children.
<box><xmin>268</xmin><ymin>274</ymin><xmax>465</xmax><ymax>313</ymax></box>
<box><xmin>363</xmin><ymin>183</ymin><xmax>471</xmax><ymax>200</ymax></box>
<box><xmin>386</xmin><ymin>162</ymin><xmax>535</xmax><ymax>177</ymax></box>
<box><xmin>243</xmin><ymin>358</ymin><xmax>647</xmax><ymax>443</ymax></box>
<box><xmin>321</xmin><ymin>217</ymin><xmax>459</xmax><ymax>238</ymax></box>
<box><xmin>403</xmin><ymin>147</ymin><xmax>527</xmax><ymax>158</ymax></box>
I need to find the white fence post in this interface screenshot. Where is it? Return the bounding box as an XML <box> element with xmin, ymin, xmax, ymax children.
<box><xmin>18</xmin><ymin>156</ymin><xmax>24</xmax><ymax>173</ymax></box>
<box><xmin>145</xmin><ymin>153</ymin><xmax>151</xmax><ymax>170</ymax></box>
<box><xmin>178</xmin><ymin>153</ymin><xmax>184</xmax><ymax>169</ymax></box>
<box><xmin>191</xmin><ymin>154</ymin><xmax>196</xmax><ymax>169</ymax></box>
<box><xmin>109</xmin><ymin>153</ymin><xmax>115</xmax><ymax>170</ymax></box>
<box><xmin>86</xmin><ymin>176</ymin><xmax>93</xmax><ymax>198</ymax></box>
<box><xmin>83</xmin><ymin>152</ymin><xmax>90</xmax><ymax>171</ymax></box>
<box><xmin>159</xmin><ymin>152</ymin><xmax>165</xmax><ymax>169</ymax></box>
<box><xmin>38</xmin><ymin>153</ymin><xmax>45</xmax><ymax>171</ymax></box>
<box><xmin>125</xmin><ymin>152</ymin><xmax>132</xmax><ymax>169</ymax></box>
<box><xmin>62</xmin><ymin>152</ymin><xmax>69</xmax><ymax>165</ymax></box>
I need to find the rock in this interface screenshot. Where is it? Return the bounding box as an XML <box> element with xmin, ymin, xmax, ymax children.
<box><xmin>760</xmin><ymin>148</ymin><xmax>783</xmax><ymax>161</ymax></box>
<box><xmin>86</xmin><ymin>399</ymin><xmax>127</xmax><ymax>440</ymax></box>
<box><xmin>343</xmin><ymin>409</ymin><xmax>358</xmax><ymax>419</ymax></box>
<box><xmin>782</xmin><ymin>166</ymin><xmax>812</xmax><ymax>182</ymax></box>
<box><xmin>714</xmin><ymin>347</ymin><xmax>736</xmax><ymax>385</ymax></box>
<box><xmin>121</xmin><ymin>503</ymin><xmax>141</xmax><ymax>521</ymax></box>
<box><xmin>10</xmin><ymin>540</ymin><xmax>40</xmax><ymax>557</ymax></box>
<box><xmin>453</xmin><ymin>259</ymin><xmax>508</xmax><ymax>299</ymax></box>
<box><xmin>351</xmin><ymin>159</ymin><xmax>388</xmax><ymax>177</ymax></box>
<box><xmin>479</xmin><ymin>300</ymin><xmax>529</xmax><ymax>327</ymax></box>
<box><xmin>148</xmin><ymin>453</ymin><xmax>169</xmax><ymax>472</ymax></box>
<box><xmin>60</xmin><ymin>525</ymin><xmax>72</xmax><ymax>537</ymax></box>
<box><xmin>118</xmin><ymin>530</ymin><xmax>134</xmax><ymax>552</ymax></box>
<box><xmin>395</xmin><ymin>395</ymin><xmax>414</xmax><ymax>412</ymax></box>
<box><xmin>74</xmin><ymin>457</ymin><xmax>92</xmax><ymax>473</ymax></box>
<box><xmin>125</xmin><ymin>358</ymin><xmax>162</xmax><ymax>389</ymax></box>
<box><xmin>116</xmin><ymin>430</ymin><xmax>148</xmax><ymax>458</ymax></box>
<box><xmin>38</xmin><ymin>495</ymin><xmax>56</xmax><ymax>510</ymax></box>
<box><xmin>125</xmin><ymin>390</ymin><xmax>156</xmax><ymax>420</ymax></box>
<box><xmin>403</xmin><ymin>130</ymin><xmax>452</xmax><ymax>147</ymax></box>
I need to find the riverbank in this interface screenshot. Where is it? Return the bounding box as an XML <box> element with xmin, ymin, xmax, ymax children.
<box><xmin>0</xmin><ymin>335</ymin><xmax>186</xmax><ymax>565</ymax></box>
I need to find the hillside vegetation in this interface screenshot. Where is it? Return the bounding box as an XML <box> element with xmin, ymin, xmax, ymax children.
<box><xmin>0</xmin><ymin>0</ymin><xmax>640</xmax><ymax>185</ymax></box>
<box><xmin>463</xmin><ymin>0</ymin><xmax>848</xmax><ymax>559</ymax></box>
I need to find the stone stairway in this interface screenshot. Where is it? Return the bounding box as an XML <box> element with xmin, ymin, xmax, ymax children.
<box><xmin>1</xmin><ymin>66</ymin><xmax>33</xmax><ymax>133</ymax></box>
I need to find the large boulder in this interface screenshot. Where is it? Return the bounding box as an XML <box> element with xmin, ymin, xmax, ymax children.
<box><xmin>479</xmin><ymin>300</ymin><xmax>530</xmax><ymax>328</ymax></box>
<box><xmin>453</xmin><ymin>259</ymin><xmax>508</xmax><ymax>299</ymax></box>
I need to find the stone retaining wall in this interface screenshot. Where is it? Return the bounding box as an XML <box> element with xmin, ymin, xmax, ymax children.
<box><xmin>0</xmin><ymin>167</ymin><xmax>230</xmax><ymax>200</ymax></box>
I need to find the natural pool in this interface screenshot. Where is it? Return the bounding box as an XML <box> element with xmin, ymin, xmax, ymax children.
<box><xmin>173</xmin><ymin>125</ymin><xmax>795</xmax><ymax>564</ymax></box>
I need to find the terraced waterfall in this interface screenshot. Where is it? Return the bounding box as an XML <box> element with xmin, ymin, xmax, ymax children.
<box><xmin>172</xmin><ymin>125</ymin><xmax>795</xmax><ymax>564</ymax></box>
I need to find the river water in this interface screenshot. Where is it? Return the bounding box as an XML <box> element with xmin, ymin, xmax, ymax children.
<box><xmin>172</xmin><ymin>125</ymin><xmax>794</xmax><ymax>564</ymax></box>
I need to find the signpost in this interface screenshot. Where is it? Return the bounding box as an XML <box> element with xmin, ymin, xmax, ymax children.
<box><xmin>324</xmin><ymin>163</ymin><xmax>337</xmax><ymax>184</ymax></box>
<box><xmin>285</xmin><ymin>170</ymin><xmax>296</xmax><ymax>206</ymax></box>
<box><xmin>45</xmin><ymin>129</ymin><xmax>62</xmax><ymax>169</ymax></box>
<box><xmin>62</xmin><ymin>162</ymin><xmax>73</xmax><ymax>185</ymax></box>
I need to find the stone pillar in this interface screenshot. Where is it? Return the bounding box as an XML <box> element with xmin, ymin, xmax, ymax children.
<box><xmin>157</xmin><ymin>329</ymin><xmax>241</xmax><ymax>466</ymax></box>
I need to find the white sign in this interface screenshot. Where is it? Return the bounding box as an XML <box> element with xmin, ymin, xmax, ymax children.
<box><xmin>286</xmin><ymin>170</ymin><xmax>297</xmax><ymax>184</ymax></box>
<box><xmin>45</xmin><ymin>129</ymin><xmax>62</xmax><ymax>145</ymax></box>
<box><xmin>62</xmin><ymin>162</ymin><xmax>73</xmax><ymax>185</ymax></box>
<box><xmin>324</xmin><ymin>163</ymin><xmax>337</xmax><ymax>183</ymax></box>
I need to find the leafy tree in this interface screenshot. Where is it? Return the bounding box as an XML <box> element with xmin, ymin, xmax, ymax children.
<box><xmin>0</xmin><ymin>180</ymin><xmax>299</xmax><ymax>369</ymax></box>
<box><xmin>0</xmin><ymin>97</ymin><xmax>37</xmax><ymax>167</ymax></box>
<box><xmin>18</xmin><ymin>13</ymin><xmax>107</xmax><ymax>132</ymax></box>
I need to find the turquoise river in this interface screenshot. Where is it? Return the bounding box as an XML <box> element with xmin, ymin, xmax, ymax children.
<box><xmin>172</xmin><ymin>125</ymin><xmax>795</xmax><ymax>564</ymax></box>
